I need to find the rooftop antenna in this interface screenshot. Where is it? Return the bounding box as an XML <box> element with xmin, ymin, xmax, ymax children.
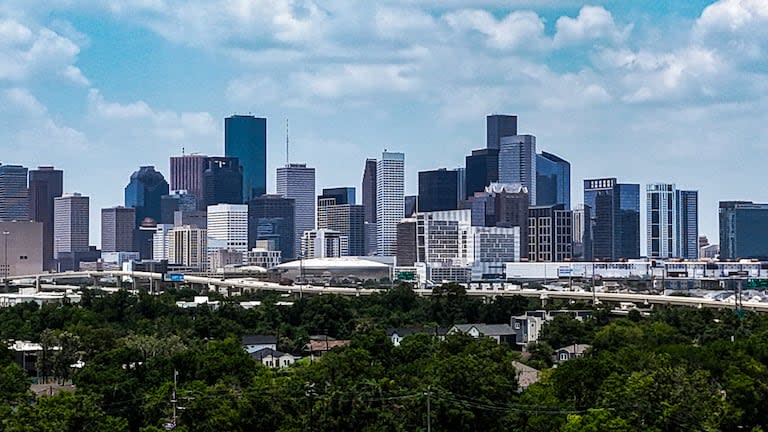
<box><xmin>182</xmin><ymin>146</ymin><xmax>185</xmax><ymax>156</ymax></box>
<box><xmin>286</xmin><ymin>118</ymin><xmax>289</xmax><ymax>165</ymax></box>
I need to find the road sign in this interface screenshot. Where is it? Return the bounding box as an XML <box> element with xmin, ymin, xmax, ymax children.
<box><xmin>397</xmin><ymin>271</ymin><xmax>415</xmax><ymax>281</ymax></box>
<box><xmin>747</xmin><ymin>279</ymin><xmax>768</xmax><ymax>289</ymax></box>
<box><xmin>163</xmin><ymin>273</ymin><xmax>185</xmax><ymax>282</ymax></box>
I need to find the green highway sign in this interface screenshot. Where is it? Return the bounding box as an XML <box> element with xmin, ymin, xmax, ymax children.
<box><xmin>397</xmin><ymin>271</ymin><xmax>415</xmax><ymax>281</ymax></box>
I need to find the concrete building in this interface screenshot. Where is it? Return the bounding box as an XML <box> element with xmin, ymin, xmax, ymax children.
<box><xmin>245</xmin><ymin>248</ymin><xmax>281</xmax><ymax>269</ymax></box>
<box><xmin>572</xmin><ymin>204</ymin><xmax>592</xmax><ymax>261</ymax></box>
<box><xmin>101</xmin><ymin>206</ymin><xmax>135</xmax><ymax>252</ymax></box>
<box><xmin>302</xmin><ymin>229</ymin><xmax>349</xmax><ymax>258</ymax></box>
<box><xmin>209</xmin><ymin>248</ymin><xmax>244</xmax><ymax>271</ymax></box>
<box><xmin>207</xmin><ymin>204</ymin><xmax>248</xmax><ymax>255</ymax></box>
<box><xmin>0</xmin><ymin>164</ymin><xmax>29</xmax><ymax>222</ymax></box>
<box><xmin>53</xmin><ymin>193</ymin><xmax>89</xmax><ymax>259</ymax></box>
<box><xmin>170</xmin><ymin>154</ymin><xmax>208</xmax><ymax>211</ymax></box>
<box><xmin>317</xmin><ymin>189</ymin><xmax>365</xmax><ymax>256</ymax></box>
<box><xmin>277</xmin><ymin>163</ymin><xmax>315</xmax><ymax>258</ymax></box>
<box><xmin>528</xmin><ymin>204</ymin><xmax>573</xmax><ymax>262</ymax></box>
<box><xmin>28</xmin><ymin>166</ymin><xmax>63</xmax><ymax>271</ymax></box>
<box><xmin>152</xmin><ymin>224</ymin><xmax>174</xmax><ymax>261</ymax></box>
<box><xmin>0</xmin><ymin>221</ymin><xmax>43</xmax><ymax>277</ymax></box>
<box><xmin>169</xmin><ymin>225</ymin><xmax>207</xmax><ymax>270</ymax></box>
<box><xmin>376</xmin><ymin>151</ymin><xmax>405</xmax><ymax>256</ymax></box>
<box><xmin>174</xmin><ymin>210</ymin><xmax>207</xmax><ymax>229</ymax></box>
<box><xmin>499</xmin><ymin>135</ymin><xmax>536</xmax><ymax>206</ymax></box>
<box><xmin>471</xmin><ymin>183</ymin><xmax>529</xmax><ymax>260</ymax></box>
<box><xmin>160</xmin><ymin>190</ymin><xmax>196</xmax><ymax>225</ymax></box>
<box><xmin>225</xmin><ymin>115</ymin><xmax>267</xmax><ymax>201</ymax></box>
<box><xmin>647</xmin><ymin>184</ymin><xmax>699</xmax><ymax>259</ymax></box>
<box><xmin>396</xmin><ymin>217</ymin><xmax>418</xmax><ymax>266</ymax></box>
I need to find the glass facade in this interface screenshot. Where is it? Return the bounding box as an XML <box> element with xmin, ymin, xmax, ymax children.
<box><xmin>719</xmin><ymin>201</ymin><xmax>768</xmax><ymax>260</ymax></box>
<box><xmin>536</xmin><ymin>152</ymin><xmax>570</xmax><ymax>209</ymax></box>
<box><xmin>486</xmin><ymin>114</ymin><xmax>517</xmax><ymax>150</ymax></box>
<box><xmin>0</xmin><ymin>164</ymin><xmax>29</xmax><ymax>222</ymax></box>
<box><xmin>320</xmin><ymin>187</ymin><xmax>355</xmax><ymax>205</ymax></box>
<box><xmin>225</xmin><ymin>115</ymin><xmax>266</xmax><ymax>201</ymax></box>
<box><xmin>248</xmin><ymin>195</ymin><xmax>295</xmax><ymax>260</ymax></box>
<box><xmin>203</xmin><ymin>156</ymin><xmax>243</xmax><ymax>207</ymax></box>
<box><xmin>125</xmin><ymin>166</ymin><xmax>169</xmax><ymax>227</ymax></box>
<box><xmin>464</xmin><ymin>148</ymin><xmax>499</xmax><ymax>199</ymax></box>
<box><xmin>418</xmin><ymin>168</ymin><xmax>458</xmax><ymax>212</ymax></box>
<box><xmin>584</xmin><ymin>178</ymin><xmax>640</xmax><ymax>260</ymax></box>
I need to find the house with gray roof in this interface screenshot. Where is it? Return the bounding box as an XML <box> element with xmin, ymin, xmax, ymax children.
<box><xmin>448</xmin><ymin>323</ymin><xmax>515</xmax><ymax>345</ymax></box>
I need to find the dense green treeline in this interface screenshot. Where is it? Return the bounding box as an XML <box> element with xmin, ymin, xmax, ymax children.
<box><xmin>1</xmin><ymin>284</ymin><xmax>768</xmax><ymax>431</ymax></box>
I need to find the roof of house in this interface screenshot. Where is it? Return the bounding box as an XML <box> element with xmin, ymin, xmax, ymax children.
<box><xmin>250</xmin><ymin>347</ymin><xmax>290</xmax><ymax>359</ymax></box>
<box><xmin>555</xmin><ymin>344</ymin><xmax>591</xmax><ymax>355</ymax></box>
<box><xmin>304</xmin><ymin>339</ymin><xmax>351</xmax><ymax>352</ymax></box>
<box><xmin>242</xmin><ymin>335</ymin><xmax>277</xmax><ymax>346</ymax></box>
<box><xmin>512</xmin><ymin>361</ymin><xmax>541</xmax><ymax>388</ymax></box>
<box><xmin>452</xmin><ymin>323</ymin><xmax>515</xmax><ymax>336</ymax></box>
<box><xmin>386</xmin><ymin>327</ymin><xmax>449</xmax><ymax>337</ymax></box>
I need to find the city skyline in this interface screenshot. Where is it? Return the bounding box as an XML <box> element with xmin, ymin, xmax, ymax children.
<box><xmin>0</xmin><ymin>0</ymin><xmax>765</xmax><ymax>248</ymax></box>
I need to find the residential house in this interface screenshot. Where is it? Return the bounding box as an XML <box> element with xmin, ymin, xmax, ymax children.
<box><xmin>448</xmin><ymin>324</ymin><xmax>515</xmax><ymax>345</ymax></box>
<box><xmin>250</xmin><ymin>347</ymin><xmax>296</xmax><ymax>368</ymax></box>
<box><xmin>554</xmin><ymin>344</ymin><xmax>590</xmax><ymax>365</ymax></box>
<box><xmin>304</xmin><ymin>336</ymin><xmax>351</xmax><ymax>357</ymax></box>
<box><xmin>512</xmin><ymin>361</ymin><xmax>540</xmax><ymax>391</ymax></box>
<box><xmin>510</xmin><ymin>310</ymin><xmax>592</xmax><ymax>349</ymax></box>
<box><xmin>386</xmin><ymin>327</ymin><xmax>448</xmax><ymax>346</ymax></box>
<box><xmin>241</xmin><ymin>335</ymin><xmax>277</xmax><ymax>354</ymax></box>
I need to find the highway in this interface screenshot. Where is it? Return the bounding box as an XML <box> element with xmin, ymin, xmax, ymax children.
<box><xmin>7</xmin><ymin>270</ymin><xmax>768</xmax><ymax>312</ymax></box>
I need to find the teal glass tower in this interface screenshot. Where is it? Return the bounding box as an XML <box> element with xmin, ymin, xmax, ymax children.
<box><xmin>225</xmin><ymin>115</ymin><xmax>266</xmax><ymax>202</ymax></box>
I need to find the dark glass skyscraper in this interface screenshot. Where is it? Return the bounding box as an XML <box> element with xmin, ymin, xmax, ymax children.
<box><xmin>320</xmin><ymin>187</ymin><xmax>355</xmax><ymax>205</ymax></box>
<box><xmin>418</xmin><ymin>168</ymin><xmax>458</xmax><ymax>212</ymax></box>
<box><xmin>465</xmin><ymin>148</ymin><xmax>499</xmax><ymax>199</ymax></box>
<box><xmin>584</xmin><ymin>178</ymin><xmax>640</xmax><ymax>260</ymax></box>
<box><xmin>225</xmin><ymin>115</ymin><xmax>266</xmax><ymax>202</ymax></box>
<box><xmin>248</xmin><ymin>195</ymin><xmax>295</xmax><ymax>260</ymax></box>
<box><xmin>486</xmin><ymin>114</ymin><xmax>518</xmax><ymax>150</ymax></box>
<box><xmin>203</xmin><ymin>156</ymin><xmax>243</xmax><ymax>207</ymax></box>
<box><xmin>677</xmin><ymin>190</ymin><xmax>699</xmax><ymax>260</ymax></box>
<box><xmin>29</xmin><ymin>166</ymin><xmax>63</xmax><ymax>270</ymax></box>
<box><xmin>719</xmin><ymin>201</ymin><xmax>768</xmax><ymax>260</ymax></box>
<box><xmin>536</xmin><ymin>152</ymin><xmax>570</xmax><ymax>209</ymax></box>
<box><xmin>0</xmin><ymin>164</ymin><xmax>29</xmax><ymax>222</ymax></box>
<box><xmin>125</xmin><ymin>166</ymin><xmax>169</xmax><ymax>258</ymax></box>
<box><xmin>362</xmin><ymin>159</ymin><xmax>377</xmax><ymax>223</ymax></box>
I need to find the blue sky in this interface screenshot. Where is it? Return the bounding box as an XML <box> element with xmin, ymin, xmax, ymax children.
<box><xmin>1</xmin><ymin>0</ymin><xmax>767</xmax><ymax>251</ymax></box>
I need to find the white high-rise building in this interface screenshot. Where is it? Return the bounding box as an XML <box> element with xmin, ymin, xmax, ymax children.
<box><xmin>647</xmin><ymin>183</ymin><xmax>699</xmax><ymax>259</ymax></box>
<box><xmin>152</xmin><ymin>224</ymin><xmax>174</xmax><ymax>261</ymax></box>
<box><xmin>499</xmin><ymin>135</ymin><xmax>536</xmax><ymax>205</ymax></box>
<box><xmin>169</xmin><ymin>225</ymin><xmax>207</xmax><ymax>270</ymax></box>
<box><xmin>53</xmin><ymin>193</ymin><xmax>89</xmax><ymax>258</ymax></box>
<box><xmin>207</xmin><ymin>204</ymin><xmax>248</xmax><ymax>255</ymax></box>
<box><xmin>301</xmin><ymin>229</ymin><xmax>349</xmax><ymax>258</ymax></box>
<box><xmin>276</xmin><ymin>163</ymin><xmax>316</xmax><ymax>258</ymax></box>
<box><xmin>376</xmin><ymin>151</ymin><xmax>405</xmax><ymax>256</ymax></box>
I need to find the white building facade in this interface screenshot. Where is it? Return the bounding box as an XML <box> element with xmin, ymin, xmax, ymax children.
<box><xmin>53</xmin><ymin>193</ymin><xmax>89</xmax><ymax>258</ymax></box>
<box><xmin>206</xmin><ymin>204</ymin><xmax>248</xmax><ymax>255</ymax></box>
<box><xmin>302</xmin><ymin>229</ymin><xmax>349</xmax><ymax>258</ymax></box>
<box><xmin>168</xmin><ymin>225</ymin><xmax>207</xmax><ymax>270</ymax></box>
<box><xmin>152</xmin><ymin>224</ymin><xmax>174</xmax><ymax>261</ymax></box>
<box><xmin>647</xmin><ymin>184</ymin><xmax>698</xmax><ymax>259</ymax></box>
<box><xmin>376</xmin><ymin>151</ymin><xmax>405</xmax><ymax>256</ymax></box>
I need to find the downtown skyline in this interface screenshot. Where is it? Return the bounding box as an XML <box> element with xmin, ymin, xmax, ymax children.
<box><xmin>1</xmin><ymin>0</ymin><xmax>767</xmax><ymax>247</ymax></box>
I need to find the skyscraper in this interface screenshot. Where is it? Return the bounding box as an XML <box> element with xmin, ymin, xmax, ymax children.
<box><xmin>225</xmin><ymin>115</ymin><xmax>266</xmax><ymax>201</ymax></box>
<box><xmin>499</xmin><ymin>134</ymin><xmax>536</xmax><ymax>205</ymax></box>
<box><xmin>203</xmin><ymin>156</ymin><xmax>243</xmax><ymax>207</ymax></box>
<box><xmin>486</xmin><ymin>114</ymin><xmax>518</xmax><ymax>150</ymax></box>
<box><xmin>471</xmin><ymin>183</ymin><xmax>530</xmax><ymax>259</ymax></box>
<box><xmin>647</xmin><ymin>183</ymin><xmax>675</xmax><ymax>259</ymax></box>
<box><xmin>0</xmin><ymin>164</ymin><xmax>29</xmax><ymax>222</ymax></box>
<box><xmin>465</xmin><ymin>148</ymin><xmax>499</xmax><ymax>199</ymax></box>
<box><xmin>248</xmin><ymin>195</ymin><xmax>295</xmax><ymax>260</ymax></box>
<box><xmin>277</xmin><ymin>163</ymin><xmax>315</xmax><ymax>256</ymax></box>
<box><xmin>584</xmin><ymin>178</ymin><xmax>640</xmax><ymax>260</ymax></box>
<box><xmin>207</xmin><ymin>204</ymin><xmax>249</xmax><ymax>255</ymax></box>
<box><xmin>101</xmin><ymin>206</ymin><xmax>135</xmax><ymax>252</ymax></box>
<box><xmin>169</xmin><ymin>225</ymin><xmax>207</xmax><ymax>270</ymax></box>
<box><xmin>418</xmin><ymin>168</ymin><xmax>458</xmax><ymax>212</ymax></box>
<box><xmin>160</xmin><ymin>190</ymin><xmax>197</xmax><ymax>225</ymax></box>
<box><xmin>170</xmin><ymin>154</ymin><xmax>207</xmax><ymax>210</ymax></box>
<box><xmin>376</xmin><ymin>151</ymin><xmax>405</xmax><ymax>256</ymax></box>
<box><xmin>677</xmin><ymin>190</ymin><xmax>699</xmax><ymax>260</ymax></box>
<box><xmin>362</xmin><ymin>159</ymin><xmax>377</xmax><ymax>223</ymax></box>
<box><xmin>404</xmin><ymin>195</ymin><xmax>418</xmax><ymax>217</ymax></box>
<box><xmin>125</xmin><ymin>166</ymin><xmax>169</xmax><ymax>227</ymax></box>
<box><xmin>719</xmin><ymin>201</ymin><xmax>768</xmax><ymax>260</ymax></box>
<box><xmin>53</xmin><ymin>193</ymin><xmax>89</xmax><ymax>258</ymax></box>
<box><xmin>317</xmin><ymin>188</ymin><xmax>365</xmax><ymax>256</ymax></box>
<box><xmin>536</xmin><ymin>152</ymin><xmax>570</xmax><ymax>209</ymax></box>
<box><xmin>28</xmin><ymin>166</ymin><xmax>63</xmax><ymax>270</ymax></box>
<box><xmin>572</xmin><ymin>204</ymin><xmax>592</xmax><ymax>261</ymax></box>
<box><xmin>528</xmin><ymin>204</ymin><xmax>572</xmax><ymax>262</ymax></box>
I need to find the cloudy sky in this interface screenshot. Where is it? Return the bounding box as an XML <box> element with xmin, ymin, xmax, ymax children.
<box><xmin>1</xmin><ymin>0</ymin><xmax>767</xmax><ymax>250</ymax></box>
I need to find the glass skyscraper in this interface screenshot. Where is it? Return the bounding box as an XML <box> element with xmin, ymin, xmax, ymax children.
<box><xmin>125</xmin><ymin>166</ymin><xmax>169</xmax><ymax>226</ymax></box>
<box><xmin>203</xmin><ymin>156</ymin><xmax>243</xmax><ymax>207</ymax></box>
<box><xmin>376</xmin><ymin>151</ymin><xmax>405</xmax><ymax>256</ymax></box>
<box><xmin>536</xmin><ymin>152</ymin><xmax>570</xmax><ymax>209</ymax></box>
<box><xmin>499</xmin><ymin>135</ymin><xmax>537</xmax><ymax>206</ymax></box>
<box><xmin>486</xmin><ymin>114</ymin><xmax>518</xmax><ymax>150</ymax></box>
<box><xmin>362</xmin><ymin>159</ymin><xmax>377</xmax><ymax>223</ymax></box>
<box><xmin>248</xmin><ymin>195</ymin><xmax>295</xmax><ymax>260</ymax></box>
<box><xmin>646</xmin><ymin>184</ymin><xmax>698</xmax><ymax>259</ymax></box>
<box><xmin>584</xmin><ymin>178</ymin><xmax>640</xmax><ymax>260</ymax></box>
<box><xmin>225</xmin><ymin>115</ymin><xmax>266</xmax><ymax>201</ymax></box>
<box><xmin>0</xmin><ymin>164</ymin><xmax>29</xmax><ymax>222</ymax></box>
<box><xmin>276</xmin><ymin>163</ymin><xmax>316</xmax><ymax>258</ymax></box>
<box><xmin>29</xmin><ymin>166</ymin><xmax>63</xmax><ymax>270</ymax></box>
<box><xmin>719</xmin><ymin>201</ymin><xmax>768</xmax><ymax>260</ymax></box>
<box><xmin>465</xmin><ymin>148</ymin><xmax>499</xmax><ymax>199</ymax></box>
<box><xmin>418</xmin><ymin>168</ymin><xmax>458</xmax><ymax>212</ymax></box>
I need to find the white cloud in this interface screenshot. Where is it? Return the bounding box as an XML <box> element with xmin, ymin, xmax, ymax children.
<box><xmin>554</xmin><ymin>5</ymin><xmax>629</xmax><ymax>47</ymax></box>
<box><xmin>443</xmin><ymin>9</ymin><xmax>549</xmax><ymax>51</ymax></box>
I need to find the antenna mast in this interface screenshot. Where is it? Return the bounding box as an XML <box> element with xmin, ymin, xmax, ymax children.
<box><xmin>286</xmin><ymin>118</ymin><xmax>289</xmax><ymax>165</ymax></box>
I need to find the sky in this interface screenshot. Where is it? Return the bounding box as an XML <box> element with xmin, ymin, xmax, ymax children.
<box><xmin>1</xmin><ymin>0</ymin><xmax>767</xmax><ymax>252</ymax></box>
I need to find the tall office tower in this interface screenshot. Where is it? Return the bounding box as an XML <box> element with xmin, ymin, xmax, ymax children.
<box><xmin>486</xmin><ymin>114</ymin><xmax>518</xmax><ymax>150</ymax></box>
<box><xmin>248</xmin><ymin>195</ymin><xmax>295</xmax><ymax>260</ymax></box>
<box><xmin>207</xmin><ymin>204</ymin><xmax>248</xmax><ymax>255</ymax></box>
<box><xmin>174</xmin><ymin>210</ymin><xmax>207</xmax><ymax>229</ymax></box>
<box><xmin>719</xmin><ymin>201</ymin><xmax>768</xmax><ymax>260</ymax></box>
<box><xmin>53</xmin><ymin>193</ymin><xmax>89</xmax><ymax>258</ymax></box>
<box><xmin>0</xmin><ymin>164</ymin><xmax>29</xmax><ymax>222</ymax></box>
<box><xmin>465</xmin><ymin>148</ymin><xmax>499</xmax><ymax>198</ymax></box>
<box><xmin>152</xmin><ymin>224</ymin><xmax>174</xmax><ymax>260</ymax></box>
<box><xmin>28</xmin><ymin>166</ymin><xmax>63</xmax><ymax>270</ymax></box>
<box><xmin>276</xmin><ymin>163</ymin><xmax>315</xmax><ymax>256</ymax></box>
<box><xmin>364</xmin><ymin>222</ymin><xmax>377</xmax><ymax>255</ymax></box>
<box><xmin>396</xmin><ymin>217</ymin><xmax>418</xmax><ymax>266</ymax></box>
<box><xmin>528</xmin><ymin>204</ymin><xmax>573</xmax><ymax>262</ymax></box>
<box><xmin>317</xmin><ymin>188</ymin><xmax>365</xmax><ymax>256</ymax></box>
<box><xmin>676</xmin><ymin>190</ymin><xmax>699</xmax><ymax>260</ymax></box>
<box><xmin>125</xmin><ymin>166</ymin><xmax>169</xmax><ymax>227</ymax></box>
<box><xmin>169</xmin><ymin>225</ymin><xmax>208</xmax><ymax>270</ymax></box>
<box><xmin>160</xmin><ymin>190</ymin><xmax>197</xmax><ymax>224</ymax></box>
<box><xmin>584</xmin><ymin>178</ymin><xmax>640</xmax><ymax>260</ymax></box>
<box><xmin>362</xmin><ymin>159</ymin><xmax>377</xmax><ymax>223</ymax></box>
<box><xmin>170</xmin><ymin>154</ymin><xmax>207</xmax><ymax>210</ymax></box>
<box><xmin>455</xmin><ymin>168</ymin><xmax>466</xmax><ymax>205</ymax></box>
<box><xmin>572</xmin><ymin>204</ymin><xmax>592</xmax><ymax>261</ymax></box>
<box><xmin>225</xmin><ymin>115</ymin><xmax>266</xmax><ymax>201</ymax></box>
<box><xmin>203</xmin><ymin>156</ymin><xmax>243</xmax><ymax>207</ymax></box>
<box><xmin>499</xmin><ymin>135</ymin><xmax>536</xmax><ymax>205</ymax></box>
<box><xmin>647</xmin><ymin>183</ymin><xmax>675</xmax><ymax>259</ymax></box>
<box><xmin>0</xmin><ymin>221</ymin><xmax>43</xmax><ymax>277</ymax></box>
<box><xmin>418</xmin><ymin>168</ymin><xmax>458</xmax><ymax>212</ymax></box>
<box><xmin>489</xmin><ymin>183</ymin><xmax>530</xmax><ymax>259</ymax></box>
<box><xmin>536</xmin><ymin>152</ymin><xmax>570</xmax><ymax>209</ymax></box>
<box><xmin>404</xmin><ymin>195</ymin><xmax>418</xmax><ymax>217</ymax></box>
<box><xmin>101</xmin><ymin>206</ymin><xmax>136</xmax><ymax>252</ymax></box>
<box><xmin>376</xmin><ymin>151</ymin><xmax>405</xmax><ymax>256</ymax></box>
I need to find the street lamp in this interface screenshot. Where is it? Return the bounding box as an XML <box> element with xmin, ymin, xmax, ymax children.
<box><xmin>3</xmin><ymin>231</ymin><xmax>10</xmax><ymax>288</ymax></box>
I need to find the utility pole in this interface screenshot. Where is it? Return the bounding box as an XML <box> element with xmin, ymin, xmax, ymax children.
<box><xmin>426</xmin><ymin>386</ymin><xmax>431</xmax><ymax>432</ymax></box>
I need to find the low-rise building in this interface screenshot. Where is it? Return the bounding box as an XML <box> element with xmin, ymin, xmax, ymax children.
<box><xmin>448</xmin><ymin>323</ymin><xmax>515</xmax><ymax>344</ymax></box>
<box><xmin>385</xmin><ymin>327</ymin><xmax>448</xmax><ymax>346</ymax></box>
<box><xmin>554</xmin><ymin>344</ymin><xmax>590</xmax><ymax>364</ymax></box>
<box><xmin>250</xmin><ymin>348</ymin><xmax>295</xmax><ymax>368</ymax></box>
<box><xmin>241</xmin><ymin>335</ymin><xmax>277</xmax><ymax>354</ymax></box>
